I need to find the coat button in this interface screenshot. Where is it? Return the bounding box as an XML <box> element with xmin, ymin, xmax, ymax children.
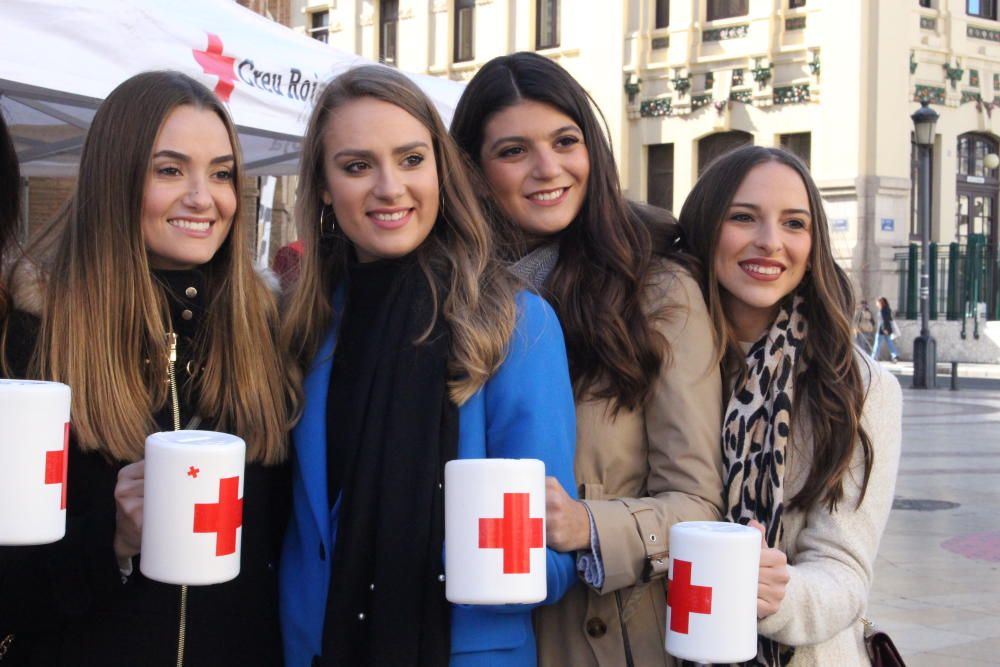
<box><xmin>181</xmin><ymin>309</ymin><xmax>194</xmax><ymax>321</ymax></box>
<box><xmin>586</xmin><ymin>617</ymin><xmax>606</xmax><ymax>638</ymax></box>
<box><xmin>185</xmin><ymin>286</ymin><xmax>198</xmax><ymax>298</ymax></box>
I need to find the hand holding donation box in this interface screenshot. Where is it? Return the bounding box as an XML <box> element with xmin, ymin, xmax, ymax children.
<box><xmin>140</xmin><ymin>430</ymin><xmax>246</xmax><ymax>586</ymax></box>
<box><xmin>0</xmin><ymin>379</ymin><xmax>71</xmax><ymax>545</ymax></box>
<box><xmin>666</xmin><ymin>521</ymin><xmax>761</xmax><ymax>664</ymax></box>
<box><xmin>444</xmin><ymin>459</ymin><xmax>547</xmax><ymax>604</ymax></box>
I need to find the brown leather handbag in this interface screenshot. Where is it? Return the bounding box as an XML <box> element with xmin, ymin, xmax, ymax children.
<box><xmin>863</xmin><ymin>618</ymin><xmax>906</xmax><ymax>667</ymax></box>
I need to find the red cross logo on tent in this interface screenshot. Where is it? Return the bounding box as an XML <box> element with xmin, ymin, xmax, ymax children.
<box><xmin>667</xmin><ymin>559</ymin><xmax>713</xmax><ymax>634</ymax></box>
<box><xmin>44</xmin><ymin>422</ymin><xmax>70</xmax><ymax>510</ymax></box>
<box><xmin>192</xmin><ymin>33</ymin><xmax>237</xmax><ymax>102</ymax></box>
<box><xmin>478</xmin><ymin>492</ymin><xmax>544</xmax><ymax>574</ymax></box>
<box><xmin>193</xmin><ymin>476</ymin><xmax>243</xmax><ymax>556</ymax></box>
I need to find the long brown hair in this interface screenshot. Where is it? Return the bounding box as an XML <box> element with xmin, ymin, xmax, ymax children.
<box><xmin>450</xmin><ymin>52</ymin><xmax>680</xmax><ymax>413</ymax></box>
<box><xmin>679</xmin><ymin>145</ymin><xmax>872</xmax><ymax>512</ymax></box>
<box><xmin>0</xmin><ymin>112</ymin><xmax>22</xmax><ymax>373</ymax></box>
<box><xmin>30</xmin><ymin>71</ymin><xmax>289</xmax><ymax>464</ymax></box>
<box><xmin>282</xmin><ymin>65</ymin><xmax>518</xmax><ymax>410</ymax></box>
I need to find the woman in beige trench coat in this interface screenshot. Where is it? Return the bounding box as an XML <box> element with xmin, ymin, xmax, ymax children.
<box><xmin>451</xmin><ymin>52</ymin><xmax>724</xmax><ymax>667</ymax></box>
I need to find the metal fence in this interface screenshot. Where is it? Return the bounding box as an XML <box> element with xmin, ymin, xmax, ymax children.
<box><xmin>894</xmin><ymin>235</ymin><xmax>999</xmax><ymax>336</ymax></box>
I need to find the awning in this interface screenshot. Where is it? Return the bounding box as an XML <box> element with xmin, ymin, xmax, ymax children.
<box><xmin>0</xmin><ymin>0</ymin><xmax>465</xmax><ymax>176</ymax></box>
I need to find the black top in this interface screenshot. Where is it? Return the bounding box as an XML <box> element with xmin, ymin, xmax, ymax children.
<box><xmin>0</xmin><ymin>270</ymin><xmax>289</xmax><ymax>667</ymax></box>
<box><xmin>879</xmin><ymin>304</ymin><xmax>894</xmax><ymax>336</ymax></box>
<box><xmin>325</xmin><ymin>259</ymin><xmax>407</xmax><ymax>506</ymax></box>
<box><xmin>318</xmin><ymin>257</ymin><xmax>456</xmax><ymax>666</ymax></box>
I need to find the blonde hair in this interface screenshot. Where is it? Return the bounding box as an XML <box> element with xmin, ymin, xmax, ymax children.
<box><xmin>31</xmin><ymin>71</ymin><xmax>290</xmax><ymax>464</ymax></box>
<box><xmin>282</xmin><ymin>65</ymin><xmax>518</xmax><ymax>412</ymax></box>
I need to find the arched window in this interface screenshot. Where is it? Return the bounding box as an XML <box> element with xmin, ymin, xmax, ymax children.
<box><xmin>954</xmin><ymin>132</ymin><xmax>999</xmax><ymax>244</ymax></box>
<box><xmin>697</xmin><ymin>130</ymin><xmax>752</xmax><ymax>175</ymax></box>
<box><xmin>957</xmin><ymin>133</ymin><xmax>999</xmax><ymax>179</ymax></box>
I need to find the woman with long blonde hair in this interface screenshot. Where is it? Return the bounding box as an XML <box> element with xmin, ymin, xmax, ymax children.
<box><xmin>0</xmin><ymin>71</ymin><xmax>291</xmax><ymax>666</ymax></box>
<box><xmin>279</xmin><ymin>65</ymin><xmax>577</xmax><ymax>667</ymax></box>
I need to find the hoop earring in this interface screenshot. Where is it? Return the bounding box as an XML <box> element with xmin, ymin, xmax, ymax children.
<box><xmin>318</xmin><ymin>204</ymin><xmax>335</xmax><ymax>237</ymax></box>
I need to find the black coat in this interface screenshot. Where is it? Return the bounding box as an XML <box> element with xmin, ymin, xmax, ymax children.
<box><xmin>878</xmin><ymin>305</ymin><xmax>895</xmax><ymax>336</ymax></box>
<box><xmin>0</xmin><ymin>271</ymin><xmax>288</xmax><ymax>666</ymax></box>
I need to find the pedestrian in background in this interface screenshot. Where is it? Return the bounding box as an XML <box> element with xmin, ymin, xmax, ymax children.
<box><xmin>0</xmin><ymin>71</ymin><xmax>292</xmax><ymax>666</ymax></box>
<box><xmin>854</xmin><ymin>299</ymin><xmax>876</xmax><ymax>351</ymax></box>
<box><xmin>679</xmin><ymin>145</ymin><xmax>902</xmax><ymax>666</ymax></box>
<box><xmin>278</xmin><ymin>64</ymin><xmax>577</xmax><ymax>667</ymax></box>
<box><xmin>451</xmin><ymin>52</ymin><xmax>724</xmax><ymax>667</ymax></box>
<box><xmin>872</xmin><ymin>296</ymin><xmax>900</xmax><ymax>362</ymax></box>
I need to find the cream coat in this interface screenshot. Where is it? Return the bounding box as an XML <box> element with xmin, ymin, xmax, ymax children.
<box><xmin>534</xmin><ymin>264</ymin><xmax>724</xmax><ymax>667</ymax></box>
<box><xmin>756</xmin><ymin>354</ymin><xmax>902</xmax><ymax>665</ymax></box>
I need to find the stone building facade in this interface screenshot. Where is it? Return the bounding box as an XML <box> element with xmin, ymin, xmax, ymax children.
<box><xmin>289</xmin><ymin>0</ymin><xmax>1000</xmax><ymax>317</ymax></box>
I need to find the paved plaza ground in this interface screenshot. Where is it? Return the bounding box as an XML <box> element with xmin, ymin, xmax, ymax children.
<box><xmin>869</xmin><ymin>365</ymin><xmax>1000</xmax><ymax>665</ymax></box>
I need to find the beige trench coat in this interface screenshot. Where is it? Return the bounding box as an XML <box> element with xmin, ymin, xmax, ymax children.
<box><xmin>534</xmin><ymin>263</ymin><xmax>724</xmax><ymax>667</ymax></box>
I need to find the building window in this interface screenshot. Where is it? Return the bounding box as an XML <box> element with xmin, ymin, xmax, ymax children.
<box><xmin>455</xmin><ymin>0</ymin><xmax>475</xmax><ymax>63</ymax></box>
<box><xmin>697</xmin><ymin>131</ymin><xmax>752</xmax><ymax>175</ymax></box>
<box><xmin>789</xmin><ymin>0</ymin><xmax>806</xmax><ymax>7</ymax></box>
<box><xmin>380</xmin><ymin>0</ymin><xmax>398</xmax><ymax>66</ymax></box>
<box><xmin>779</xmin><ymin>132</ymin><xmax>811</xmax><ymax>170</ymax></box>
<box><xmin>647</xmin><ymin>144</ymin><xmax>674</xmax><ymax>212</ymax></box>
<box><xmin>707</xmin><ymin>0</ymin><xmax>749</xmax><ymax>21</ymax></box>
<box><xmin>957</xmin><ymin>133</ymin><xmax>999</xmax><ymax>178</ymax></box>
<box><xmin>968</xmin><ymin>0</ymin><xmax>998</xmax><ymax>20</ymax></box>
<box><xmin>655</xmin><ymin>0</ymin><xmax>670</xmax><ymax>29</ymax></box>
<box><xmin>919</xmin><ymin>0</ymin><xmax>932</xmax><ymax>7</ymax></box>
<box><xmin>537</xmin><ymin>0</ymin><xmax>559</xmax><ymax>49</ymax></box>
<box><xmin>309</xmin><ymin>10</ymin><xmax>329</xmax><ymax>43</ymax></box>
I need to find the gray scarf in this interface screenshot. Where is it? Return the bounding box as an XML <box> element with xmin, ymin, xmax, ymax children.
<box><xmin>509</xmin><ymin>242</ymin><xmax>559</xmax><ymax>290</ymax></box>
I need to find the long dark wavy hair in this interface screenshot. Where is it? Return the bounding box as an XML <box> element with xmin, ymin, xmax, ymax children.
<box><xmin>678</xmin><ymin>145</ymin><xmax>873</xmax><ymax>513</ymax></box>
<box><xmin>450</xmin><ymin>52</ymin><xmax>681</xmax><ymax>413</ymax></box>
<box><xmin>0</xmin><ymin>112</ymin><xmax>22</xmax><ymax>372</ymax></box>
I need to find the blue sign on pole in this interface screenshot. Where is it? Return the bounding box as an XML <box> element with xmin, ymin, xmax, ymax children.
<box><xmin>881</xmin><ymin>218</ymin><xmax>895</xmax><ymax>232</ymax></box>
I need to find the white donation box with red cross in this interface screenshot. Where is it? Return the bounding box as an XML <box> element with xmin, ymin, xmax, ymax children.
<box><xmin>665</xmin><ymin>521</ymin><xmax>761</xmax><ymax>663</ymax></box>
<box><xmin>140</xmin><ymin>430</ymin><xmax>246</xmax><ymax>585</ymax></box>
<box><xmin>0</xmin><ymin>379</ymin><xmax>71</xmax><ymax>545</ymax></box>
<box><xmin>444</xmin><ymin>458</ymin><xmax>547</xmax><ymax>604</ymax></box>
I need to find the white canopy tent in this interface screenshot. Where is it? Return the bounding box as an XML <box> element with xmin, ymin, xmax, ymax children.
<box><xmin>0</xmin><ymin>0</ymin><xmax>466</xmax><ymax>177</ymax></box>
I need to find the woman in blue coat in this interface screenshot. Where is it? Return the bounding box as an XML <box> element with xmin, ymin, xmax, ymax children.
<box><xmin>278</xmin><ymin>65</ymin><xmax>577</xmax><ymax>667</ymax></box>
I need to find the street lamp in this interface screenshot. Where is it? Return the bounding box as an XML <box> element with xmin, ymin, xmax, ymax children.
<box><xmin>911</xmin><ymin>100</ymin><xmax>939</xmax><ymax>389</ymax></box>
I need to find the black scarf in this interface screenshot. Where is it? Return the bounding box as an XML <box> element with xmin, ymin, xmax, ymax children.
<box><xmin>320</xmin><ymin>258</ymin><xmax>456</xmax><ymax>667</ymax></box>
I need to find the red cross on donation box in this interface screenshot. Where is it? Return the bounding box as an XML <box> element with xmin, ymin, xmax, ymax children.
<box><xmin>668</xmin><ymin>559</ymin><xmax>713</xmax><ymax>634</ymax></box>
<box><xmin>44</xmin><ymin>422</ymin><xmax>70</xmax><ymax>510</ymax></box>
<box><xmin>193</xmin><ymin>476</ymin><xmax>243</xmax><ymax>556</ymax></box>
<box><xmin>478</xmin><ymin>492</ymin><xmax>544</xmax><ymax>574</ymax></box>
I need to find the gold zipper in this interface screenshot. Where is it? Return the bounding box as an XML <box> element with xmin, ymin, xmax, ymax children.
<box><xmin>167</xmin><ymin>332</ymin><xmax>188</xmax><ymax>667</ymax></box>
<box><xmin>167</xmin><ymin>333</ymin><xmax>181</xmax><ymax>432</ymax></box>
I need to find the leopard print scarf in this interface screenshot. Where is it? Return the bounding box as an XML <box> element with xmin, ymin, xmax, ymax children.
<box><xmin>723</xmin><ymin>295</ymin><xmax>807</xmax><ymax>667</ymax></box>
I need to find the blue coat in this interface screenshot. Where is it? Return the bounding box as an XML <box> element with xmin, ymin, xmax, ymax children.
<box><xmin>280</xmin><ymin>291</ymin><xmax>578</xmax><ymax>667</ymax></box>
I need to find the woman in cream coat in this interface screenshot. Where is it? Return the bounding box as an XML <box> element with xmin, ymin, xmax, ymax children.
<box><xmin>680</xmin><ymin>145</ymin><xmax>902</xmax><ymax>666</ymax></box>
